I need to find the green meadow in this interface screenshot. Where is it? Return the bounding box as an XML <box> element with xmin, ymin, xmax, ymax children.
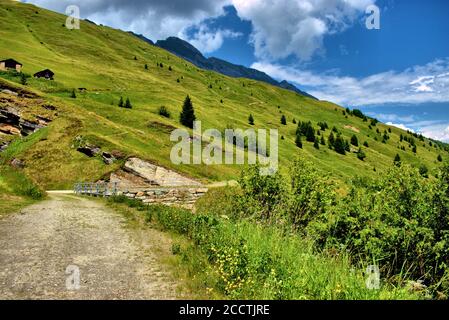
<box><xmin>0</xmin><ymin>0</ymin><xmax>447</xmax><ymax>191</ymax></box>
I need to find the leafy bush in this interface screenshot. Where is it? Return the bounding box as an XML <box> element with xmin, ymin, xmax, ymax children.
<box><xmin>236</xmin><ymin>164</ymin><xmax>285</xmax><ymax>220</ymax></box>
<box><xmin>286</xmin><ymin>158</ymin><xmax>335</xmax><ymax>229</ymax></box>
<box><xmin>308</xmin><ymin>164</ymin><xmax>449</xmax><ymax>294</ymax></box>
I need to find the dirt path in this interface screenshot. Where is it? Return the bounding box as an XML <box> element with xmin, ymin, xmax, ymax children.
<box><xmin>0</xmin><ymin>194</ymin><xmax>180</xmax><ymax>300</ymax></box>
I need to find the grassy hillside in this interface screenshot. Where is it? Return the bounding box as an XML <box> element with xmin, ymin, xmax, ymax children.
<box><xmin>0</xmin><ymin>0</ymin><xmax>448</xmax><ymax>190</ymax></box>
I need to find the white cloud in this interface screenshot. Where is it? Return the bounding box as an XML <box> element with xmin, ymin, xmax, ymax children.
<box><xmin>410</xmin><ymin>76</ymin><xmax>435</xmax><ymax>92</ymax></box>
<box><xmin>385</xmin><ymin>121</ymin><xmax>449</xmax><ymax>142</ymax></box>
<box><xmin>252</xmin><ymin>58</ymin><xmax>449</xmax><ymax>106</ymax></box>
<box><xmin>232</xmin><ymin>0</ymin><xmax>375</xmax><ymax>61</ymax></box>
<box><xmin>22</xmin><ymin>0</ymin><xmax>231</xmax><ymax>41</ymax></box>
<box><xmin>367</xmin><ymin>113</ymin><xmax>416</xmax><ymax>123</ymax></box>
<box><xmin>386</xmin><ymin>122</ymin><xmax>415</xmax><ymax>133</ymax></box>
<box><xmin>181</xmin><ymin>25</ymin><xmax>242</xmax><ymax>54</ymax></box>
<box><xmin>419</xmin><ymin>125</ymin><xmax>449</xmax><ymax>142</ymax></box>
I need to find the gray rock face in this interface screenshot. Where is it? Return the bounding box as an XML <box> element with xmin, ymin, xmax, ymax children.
<box><xmin>124</xmin><ymin>157</ymin><xmax>201</xmax><ymax>187</ymax></box>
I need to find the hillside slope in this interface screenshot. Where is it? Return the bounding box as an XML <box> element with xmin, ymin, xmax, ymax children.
<box><xmin>0</xmin><ymin>0</ymin><xmax>447</xmax><ymax>191</ymax></box>
<box><xmin>155</xmin><ymin>36</ymin><xmax>317</xmax><ymax>99</ymax></box>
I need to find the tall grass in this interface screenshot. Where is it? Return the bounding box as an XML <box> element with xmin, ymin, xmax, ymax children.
<box><xmin>0</xmin><ymin>167</ymin><xmax>45</xmax><ymax>200</ymax></box>
<box><xmin>113</xmin><ymin>196</ymin><xmax>418</xmax><ymax>300</ymax></box>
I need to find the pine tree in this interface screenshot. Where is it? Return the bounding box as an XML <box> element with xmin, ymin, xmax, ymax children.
<box><xmin>438</xmin><ymin>154</ymin><xmax>443</xmax><ymax>162</ymax></box>
<box><xmin>304</xmin><ymin>123</ymin><xmax>315</xmax><ymax>142</ymax></box>
<box><xmin>328</xmin><ymin>132</ymin><xmax>335</xmax><ymax>149</ymax></box>
<box><xmin>70</xmin><ymin>89</ymin><xmax>76</xmax><ymax>99</ymax></box>
<box><xmin>350</xmin><ymin>134</ymin><xmax>359</xmax><ymax>147</ymax></box>
<box><xmin>412</xmin><ymin>145</ymin><xmax>417</xmax><ymax>154</ymax></box>
<box><xmin>280</xmin><ymin>115</ymin><xmax>287</xmax><ymax>125</ymax></box>
<box><xmin>334</xmin><ymin>135</ymin><xmax>346</xmax><ymax>155</ymax></box>
<box><xmin>118</xmin><ymin>96</ymin><xmax>124</xmax><ymax>108</ymax></box>
<box><xmin>20</xmin><ymin>73</ymin><xmax>27</xmax><ymax>85</ymax></box>
<box><xmin>124</xmin><ymin>98</ymin><xmax>132</xmax><ymax>109</ymax></box>
<box><xmin>295</xmin><ymin>133</ymin><xmax>302</xmax><ymax>149</ymax></box>
<box><xmin>363</xmin><ymin>141</ymin><xmax>369</xmax><ymax>148</ymax></box>
<box><xmin>144</xmin><ymin>64</ymin><xmax>148</xmax><ymax>70</ymax></box>
<box><xmin>394</xmin><ymin>153</ymin><xmax>401</xmax><ymax>166</ymax></box>
<box><xmin>345</xmin><ymin>140</ymin><xmax>350</xmax><ymax>152</ymax></box>
<box><xmin>314</xmin><ymin>139</ymin><xmax>319</xmax><ymax>150</ymax></box>
<box><xmin>320</xmin><ymin>135</ymin><xmax>325</xmax><ymax>146</ymax></box>
<box><xmin>180</xmin><ymin>95</ymin><xmax>196</xmax><ymax>128</ymax></box>
<box><xmin>248</xmin><ymin>114</ymin><xmax>255</xmax><ymax>126</ymax></box>
<box><xmin>357</xmin><ymin>147</ymin><xmax>366</xmax><ymax>161</ymax></box>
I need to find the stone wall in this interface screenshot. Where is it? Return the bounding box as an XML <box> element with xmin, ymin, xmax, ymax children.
<box><xmin>122</xmin><ymin>187</ymin><xmax>208</xmax><ymax>210</ymax></box>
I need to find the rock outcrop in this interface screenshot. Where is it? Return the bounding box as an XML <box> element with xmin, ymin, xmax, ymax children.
<box><xmin>105</xmin><ymin>157</ymin><xmax>206</xmax><ymax>209</ymax></box>
<box><xmin>123</xmin><ymin>157</ymin><xmax>201</xmax><ymax>187</ymax></box>
<box><xmin>0</xmin><ymin>86</ymin><xmax>55</xmax><ymax>154</ymax></box>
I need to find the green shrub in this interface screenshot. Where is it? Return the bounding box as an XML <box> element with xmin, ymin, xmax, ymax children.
<box><xmin>308</xmin><ymin>164</ymin><xmax>449</xmax><ymax>294</ymax></box>
<box><xmin>158</xmin><ymin>106</ymin><xmax>171</xmax><ymax>118</ymax></box>
<box><xmin>236</xmin><ymin>164</ymin><xmax>285</xmax><ymax>220</ymax></box>
<box><xmin>286</xmin><ymin>158</ymin><xmax>335</xmax><ymax>229</ymax></box>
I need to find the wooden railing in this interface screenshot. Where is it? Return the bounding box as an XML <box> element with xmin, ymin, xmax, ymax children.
<box><xmin>74</xmin><ymin>182</ymin><xmax>118</xmax><ymax>197</ymax></box>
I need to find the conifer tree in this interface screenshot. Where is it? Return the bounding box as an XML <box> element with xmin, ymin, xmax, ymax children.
<box><xmin>248</xmin><ymin>114</ymin><xmax>255</xmax><ymax>126</ymax></box>
<box><xmin>124</xmin><ymin>98</ymin><xmax>132</xmax><ymax>109</ymax></box>
<box><xmin>295</xmin><ymin>133</ymin><xmax>302</xmax><ymax>148</ymax></box>
<box><xmin>320</xmin><ymin>135</ymin><xmax>325</xmax><ymax>146</ymax></box>
<box><xmin>394</xmin><ymin>153</ymin><xmax>401</xmax><ymax>166</ymax></box>
<box><xmin>180</xmin><ymin>95</ymin><xmax>196</xmax><ymax>128</ymax></box>
<box><xmin>334</xmin><ymin>135</ymin><xmax>346</xmax><ymax>155</ymax></box>
<box><xmin>281</xmin><ymin>115</ymin><xmax>287</xmax><ymax>125</ymax></box>
<box><xmin>351</xmin><ymin>134</ymin><xmax>359</xmax><ymax>147</ymax></box>
<box><xmin>328</xmin><ymin>132</ymin><xmax>335</xmax><ymax>149</ymax></box>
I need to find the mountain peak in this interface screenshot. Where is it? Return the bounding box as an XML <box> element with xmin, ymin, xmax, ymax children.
<box><xmin>155</xmin><ymin>37</ymin><xmax>209</xmax><ymax>68</ymax></box>
<box><xmin>155</xmin><ymin>37</ymin><xmax>317</xmax><ymax>99</ymax></box>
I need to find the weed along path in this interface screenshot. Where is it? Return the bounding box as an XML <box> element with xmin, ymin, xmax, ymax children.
<box><xmin>0</xmin><ymin>194</ymin><xmax>180</xmax><ymax>299</ymax></box>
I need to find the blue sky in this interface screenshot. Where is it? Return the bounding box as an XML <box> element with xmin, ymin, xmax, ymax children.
<box><xmin>23</xmin><ymin>0</ymin><xmax>449</xmax><ymax>141</ymax></box>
